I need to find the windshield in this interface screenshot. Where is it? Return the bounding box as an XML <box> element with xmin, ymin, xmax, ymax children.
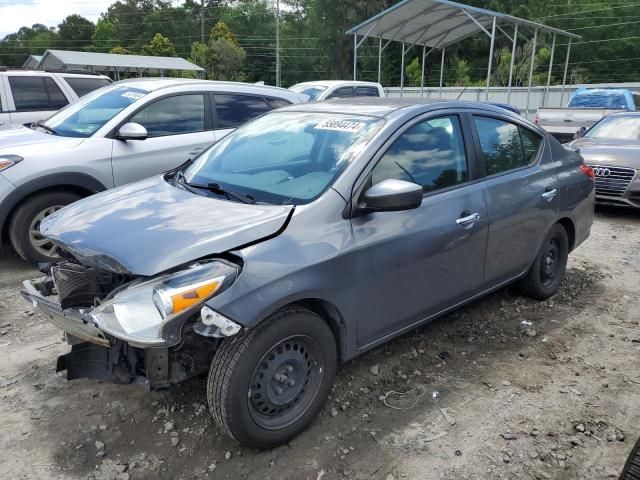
<box><xmin>568</xmin><ymin>93</ymin><xmax>628</xmax><ymax>109</ymax></box>
<box><xmin>289</xmin><ymin>84</ymin><xmax>327</xmax><ymax>101</ymax></box>
<box><xmin>184</xmin><ymin>112</ymin><xmax>384</xmax><ymax>205</ymax></box>
<box><xmin>585</xmin><ymin>116</ymin><xmax>640</xmax><ymax>141</ymax></box>
<box><xmin>42</xmin><ymin>85</ymin><xmax>149</xmax><ymax>138</ymax></box>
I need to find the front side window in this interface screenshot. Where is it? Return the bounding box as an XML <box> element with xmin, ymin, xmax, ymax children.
<box><xmin>473</xmin><ymin>116</ymin><xmax>541</xmax><ymax>176</ymax></box>
<box><xmin>44</xmin><ymin>85</ymin><xmax>149</xmax><ymax>138</ymax></box>
<box><xmin>9</xmin><ymin>76</ymin><xmax>68</xmax><ymax>111</ymax></box>
<box><xmin>185</xmin><ymin>112</ymin><xmax>384</xmax><ymax>205</ymax></box>
<box><xmin>214</xmin><ymin>94</ymin><xmax>270</xmax><ymax>129</ymax></box>
<box><xmin>371</xmin><ymin>115</ymin><xmax>468</xmax><ymax>193</ymax></box>
<box><xmin>327</xmin><ymin>87</ymin><xmax>354</xmax><ymax>99</ymax></box>
<box><xmin>64</xmin><ymin>77</ymin><xmax>111</xmax><ymax>97</ymax></box>
<box><xmin>130</xmin><ymin>94</ymin><xmax>205</xmax><ymax>137</ymax></box>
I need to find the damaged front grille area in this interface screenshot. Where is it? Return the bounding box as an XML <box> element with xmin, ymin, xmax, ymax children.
<box><xmin>51</xmin><ymin>262</ymin><xmax>129</xmax><ymax>309</ymax></box>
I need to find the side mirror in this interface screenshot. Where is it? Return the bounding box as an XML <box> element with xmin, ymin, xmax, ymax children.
<box><xmin>116</xmin><ymin>122</ymin><xmax>148</xmax><ymax>141</ymax></box>
<box><xmin>362</xmin><ymin>179</ymin><xmax>423</xmax><ymax>212</ymax></box>
<box><xmin>574</xmin><ymin>126</ymin><xmax>587</xmax><ymax>139</ymax></box>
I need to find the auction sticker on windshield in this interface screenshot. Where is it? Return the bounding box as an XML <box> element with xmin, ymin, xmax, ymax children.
<box><xmin>121</xmin><ymin>91</ymin><xmax>145</xmax><ymax>100</ymax></box>
<box><xmin>316</xmin><ymin>119</ymin><xmax>365</xmax><ymax>132</ymax></box>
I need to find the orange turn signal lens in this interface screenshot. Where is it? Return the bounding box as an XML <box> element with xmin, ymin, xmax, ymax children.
<box><xmin>169</xmin><ymin>281</ymin><xmax>221</xmax><ymax>314</ymax></box>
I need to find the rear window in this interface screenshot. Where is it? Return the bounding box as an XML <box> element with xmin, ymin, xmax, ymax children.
<box><xmin>214</xmin><ymin>94</ymin><xmax>270</xmax><ymax>129</ymax></box>
<box><xmin>9</xmin><ymin>76</ymin><xmax>68</xmax><ymax>111</ymax></box>
<box><xmin>64</xmin><ymin>77</ymin><xmax>111</xmax><ymax>97</ymax></box>
<box><xmin>267</xmin><ymin>97</ymin><xmax>292</xmax><ymax>109</ymax></box>
<box><xmin>568</xmin><ymin>93</ymin><xmax>628</xmax><ymax>109</ymax></box>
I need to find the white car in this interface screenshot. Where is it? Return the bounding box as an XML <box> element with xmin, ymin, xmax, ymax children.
<box><xmin>289</xmin><ymin>80</ymin><xmax>385</xmax><ymax>101</ymax></box>
<box><xmin>0</xmin><ymin>78</ymin><xmax>307</xmax><ymax>262</ymax></box>
<box><xmin>0</xmin><ymin>70</ymin><xmax>112</xmax><ymax>127</ymax></box>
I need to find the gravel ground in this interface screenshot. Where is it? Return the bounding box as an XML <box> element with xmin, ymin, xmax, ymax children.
<box><xmin>0</xmin><ymin>207</ymin><xmax>638</xmax><ymax>480</ymax></box>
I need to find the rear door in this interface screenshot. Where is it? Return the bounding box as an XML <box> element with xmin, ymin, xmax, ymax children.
<box><xmin>325</xmin><ymin>86</ymin><xmax>354</xmax><ymax>100</ymax></box>
<box><xmin>354</xmin><ymin>86</ymin><xmax>380</xmax><ymax>98</ymax></box>
<box><xmin>351</xmin><ymin>112</ymin><xmax>488</xmax><ymax>347</ymax></box>
<box><xmin>470</xmin><ymin>113</ymin><xmax>558</xmax><ymax>287</ymax></box>
<box><xmin>5</xmin><ymin>75</ymin><xmax>69</xmax><ymax>126</ymax></box>
<box><xmin>111</xmin><ymin>92</ymin><xmax>215</xmax><ymax>186</ymax></box>
<box><xmin>212</xmin><ymin>93</ymin><xmax>272</xmax><ymax>141</ymax></box>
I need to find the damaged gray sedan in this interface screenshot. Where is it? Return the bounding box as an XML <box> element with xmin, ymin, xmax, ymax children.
<box><xmin>22</xmin><ymin>99</ymin><xmax>594</xmax><ymax>449</ymax></box>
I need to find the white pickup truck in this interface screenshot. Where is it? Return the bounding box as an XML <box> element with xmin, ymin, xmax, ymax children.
<box><xmin>0</xmin><ymin>70</ymin><xmax>112</xmax><ymax>127</ymax></box>
<box><xmin>535</xmin><ymin>88</ymin><xmax>640</xmax><ymax>143</ymax></box>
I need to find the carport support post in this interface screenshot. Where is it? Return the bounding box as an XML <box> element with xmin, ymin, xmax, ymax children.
<box><xmin>439</xmin><ymin>47</ymin><xmax>445</xmax><ymax>98</ymax></box>
<box><xmin>561</xmin><ymin>39</ymin><xmax>572</xmax><ymax>107</ymax></box>
<box><xmin>544</xmin><ymin>33</ymin><xmax>556</xmax><ymax>107</ymax></box>
<box><xmin>420</xmin><ymin>45</ymin><xmax>426</xmax><ymax>97</ymax></box>
<box><xmin>400</xmin><ymin>41</ymin><xmax>405</xmax><ymax>98</ymax></box>
<box><xmin>507</xmin><ymin>22</ymin><xmax>518</xmax><ymax>104</ymax></box>
<box><xmin>485</xmin><ymin>16</ymin><xmax>497</xmax><ymax>101</ymax></box>
<box><xmin>525</xmin><ymin>28</ymin><xmax>538</xmax><ymax>120</ymax></box>
<box><xmin>353</xmin><ymin>34</ymin><xmax>358</xmax><ymax>81</ymax></box>
<box><xmin>377</xmin><ymin>37</ymin><xmax>383</xmax><ymax>84</ymax></box>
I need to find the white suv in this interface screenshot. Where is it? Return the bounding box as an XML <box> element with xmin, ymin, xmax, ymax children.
<box><xmin>289</xmin><ymin>80</ymin><xmax>385</xmax><ymax>101</ymax></box>
<box><xmin>0</xmin><ymin>78</ymin><xmax>307</xmax><ymax>262</ymax></box>
<box><xmin>0</xmin><ymin>70</ymin><xmax>112</xmax><ymax>127</ymax></box>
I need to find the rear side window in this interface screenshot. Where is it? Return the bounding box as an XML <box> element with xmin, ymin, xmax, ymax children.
<box><xmin>372</xmin><ymin>115</ymin><xmax>468</xmax><ymax>193</ymax></box>
<box><xmin>327</xmin><ymin>87</ymin><xmax>353</xmax><ymax>99</ymax></box>
<box><xmin>267</xmin><ymin>97</ymin><xmax>292</xmax><ymax>109</ymax></box>
<box><xmin>64</xmin><ymin>77</ymin><xmax>111</xmax><ymax>97</ymax></box>
<box><xmin>9</xmin><ymin>76</ymin><xmax>68</xmax><ymax>111</ymax></box>
<box><xmin>214</xmin><ymin>94</ymin><xmax>270</xmax><ymax>129</ymax></box>
<box><xmin>130</xmin><ymin>94</ymin><xmax>205</xmax><ymax>137</ymax></box>
<box><xmin>473</xmin><ymin>116</ymin><xmax>542</xmax><ymax>176</ymax></box>
<box><xmin>355</xmin><ymin>86</ymin><xmax>380</xmax><ymax>97</ymax></box>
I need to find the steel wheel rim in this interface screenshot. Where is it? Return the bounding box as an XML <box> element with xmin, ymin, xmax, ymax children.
<box><xmin>248</xmin><ymin>335</ymin><xmax>324</xmax><ymax>430</ymax></box>
<box><xmin>540</xmin><ymin>237</ymin><xmax>561</xmax><ymax>288</ymax></box>
<box><xmin>28</xmin><ymin>205</ymin><xmax>63</xmax><ymax>258</ymax></box>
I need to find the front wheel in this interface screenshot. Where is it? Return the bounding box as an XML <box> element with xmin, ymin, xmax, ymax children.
<box><xmin>207</xmin><ymin>307</ymin><xmax>337</xmax><ymax>449</ymax></box>
<box><xmin>518</xmin><ymin>223</ymin><xmax>569</xmax><ymax>300</ymax></box>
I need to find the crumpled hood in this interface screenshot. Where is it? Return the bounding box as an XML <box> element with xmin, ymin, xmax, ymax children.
<box><xmin>41</xmin><ymin>176</ymin><xmax>294</xmax><ymax>276</ymax></box>
<box><xmin>0</xmin><ymin>125</ymin><xmax>84</xmax><ymax>153</ymax></box>
<box><xmin>570</xmin><ymin>138</ymin><xmax>640</xmax><ymax>169</ymax></box>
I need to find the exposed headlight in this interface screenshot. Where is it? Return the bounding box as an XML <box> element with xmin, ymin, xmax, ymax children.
<box><xmin>90</xmin><ymin>261</ymin><xmax>239</xmax><ymax>347</ymax></box>
<box><xmin>0</xmin><ymin>155</ymin><xmax>23</xmax><ymax>172</ymax></box>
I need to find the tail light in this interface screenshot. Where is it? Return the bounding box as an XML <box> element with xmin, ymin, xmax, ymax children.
<box><xmin>580</xmin><ymin>164</ymin><xmax>595</xmax><ymax>179</ymax></box>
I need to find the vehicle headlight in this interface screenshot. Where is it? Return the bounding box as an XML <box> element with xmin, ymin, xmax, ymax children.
<box><xmin>0</xmin><ymin>155</ymin><xmax>23</xmax><ymax>172</ymax></box>
<box><xmin>90</xmin><ymin>261</ymin><xmax>239</xmax><ymax>347</ymax></box>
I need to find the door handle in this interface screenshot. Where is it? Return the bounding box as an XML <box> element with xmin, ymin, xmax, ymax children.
<box><xmin>456</xmin><ymin>212</ymin><xmax>480</xmax><ymax>226</ymax></box>
<box><xmin>541</xmin><ymin>188</ymin><xmax>558</xmax><ymax>201</ymax></box>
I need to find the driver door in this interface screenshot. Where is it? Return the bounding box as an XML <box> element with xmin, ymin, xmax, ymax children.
<box><xmin>111</xmin><ymin>93</ymin><xmax>215</xmax><ymax>186</ymax></box>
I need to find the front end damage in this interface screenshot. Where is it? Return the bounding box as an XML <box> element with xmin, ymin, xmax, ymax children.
<box><xmin>21</xmin><ymin>259</ymin><xmax>243</xmax><ymax>389</ymax></box>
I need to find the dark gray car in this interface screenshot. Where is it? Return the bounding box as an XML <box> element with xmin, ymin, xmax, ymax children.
<box><xmin>568</xmin><ymin>112</ymin><xmax>640</xmax><ymax>207</ymax></box>
<box><xmin>21</xmin><ymin>99</ymin><xmax>595</xmax><ymax>449</ymax></box>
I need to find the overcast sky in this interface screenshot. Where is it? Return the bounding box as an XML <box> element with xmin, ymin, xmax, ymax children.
<box><xmin>0</xmin><ymin>0</ymin><xmax>116</xmax><ymax>38</ymax></box>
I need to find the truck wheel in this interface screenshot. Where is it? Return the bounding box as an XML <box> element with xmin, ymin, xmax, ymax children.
<box><xmin>9</xmin><ymin>191</ymin><xmax>82</xmax><ymax>263</ymax></box>
<box><xmin>621</xmin><ymin>437</ymin><xmax>640</xmax><ymax>480</ymax></box>
<box><xmin>207</xmin><ymin>307</ymin><xmax>337</xmax><ymax>449</ymax></box>
<box><xmin>518</xmin><ymin>223</ymin><xmax>569</xmax><ymax>300</ymax></box>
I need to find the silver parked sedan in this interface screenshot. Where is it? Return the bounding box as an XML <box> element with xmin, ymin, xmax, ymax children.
<box><xmin>568</xmin><ymin>112</ymin><xmax>640</xmax><ymax>207</ymax></box>
<box><xmin>22</xmin><ymin>99</ymin><xmax>594</xmax><ymax>449</ymax></box>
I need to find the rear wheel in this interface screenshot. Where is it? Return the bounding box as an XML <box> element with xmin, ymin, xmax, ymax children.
<box><xmin>9</xmin><ymin>191</ymin><xmax>82</xmax><ymax>263</ymax></box>
<box><xmin>621</xmin><ymin>437</ymin><xmax>640</xmax><ymax>480</ymax></box>
<box><xmin>207</xmin><ymin>307</ymin><xmax>337</xmax><ymax>449</ymax></box>
<box><xmin>518</xmin><ymin>223</ymin><xmax>569</xmax><ymax>300</ymax></box>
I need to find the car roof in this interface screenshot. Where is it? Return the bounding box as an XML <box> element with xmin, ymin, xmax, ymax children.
<box><xmin>291</xmin><ymin>80</ymin><xmax>382</xmax><ymax>88</ymax></box>
<box><xmin>113</xmin><ymin>78</ymin><xmax>303</xmax><ymax>97</ymax></box>
<box><xmin>278</xmin><ymin>97</ymin><xmax>521</xmax><ymax>119</ymax></box>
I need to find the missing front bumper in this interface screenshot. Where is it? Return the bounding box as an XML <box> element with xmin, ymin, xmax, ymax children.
<box><xmin>20</xmin><ymin>279</ymin><xmax>110</xmax><ymax>347</ymax></box>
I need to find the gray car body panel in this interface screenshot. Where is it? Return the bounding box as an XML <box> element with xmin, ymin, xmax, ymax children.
<box><xmin>38</xmin><ymin>99</ymin><xmax>594</xmax><ymax>360</ymax></box>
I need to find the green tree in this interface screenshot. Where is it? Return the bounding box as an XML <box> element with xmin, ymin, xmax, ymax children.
<box><xmin>210</xmin><ymin>21</ymin><xmax>239</xmax><ymax>47</ymax></box>
<box><xmin>208</xmin><ymin>38</ymin><xmax>246</xmax><ymax>81</ymax></box>
<box><xmin>57</xmin><ymin>14</ymin><xmax>95</xmax><ymax>49</ymax></box>
<box><xmin>142</xmin><ymin>33</ymin><xmax>176</xmax><ymax>57</ymax></box>
<box><xmin>110</xmin><ymin>45</ymin><xmax>131</xmax><ymax>55</ymax></box>
<box><xmin>90</xmin><ymin>19</ymin><xmax>119</xmax><ymax>52</ymax></box>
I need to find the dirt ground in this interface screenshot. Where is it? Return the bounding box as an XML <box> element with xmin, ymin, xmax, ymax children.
<box><xmin>1</xmin><ymin>206</ymin><xmax>639</xmax><ymax>480</ymax></box>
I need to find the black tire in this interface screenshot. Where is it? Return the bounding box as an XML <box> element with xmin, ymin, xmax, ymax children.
<box><xmin>207</xmin><ymin>307</ymin><xmax>337</xmax><ymax>449</ymax></box>
<box><xmin>518</xmin><ymin>223</ymin><xmax>569</xmax><ymax>300</ymax></box>
<box><xmin>621</xmin><ymin>437</ymin><xmax>640</xmax><ymax>480</ymax></box>
<box><xmin>9</xmin><ymin>191</ymin><xmax>82</xmax><ymax>263</ymax></box>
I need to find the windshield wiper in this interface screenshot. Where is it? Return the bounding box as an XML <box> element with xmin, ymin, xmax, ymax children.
<box><xmin>33</xmin><ymin>121</ymin><xmax>58</xmax><ymax>136</ymax></box>
<box><xmin>183</xmin><ymin>179</ymin><xmax>256</xmax><ymax>204</ymax></box>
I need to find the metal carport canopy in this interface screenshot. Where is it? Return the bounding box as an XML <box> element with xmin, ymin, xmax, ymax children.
<box><xmin>36</xmin><ymin>49</ymin><xmax>205</xmax><ymax>77</ymax></box>
<box><xmin>346</xmin><ymin>0</ymin><xmax>581</xmax><ymax>110</ymax></box>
